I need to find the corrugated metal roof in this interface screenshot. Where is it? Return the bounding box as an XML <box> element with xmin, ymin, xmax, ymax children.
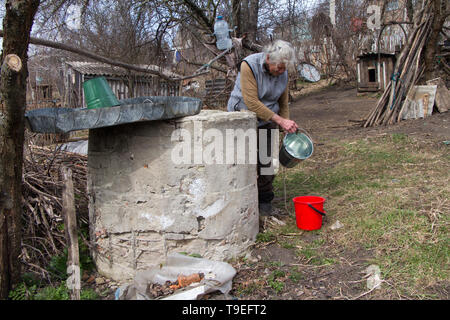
<box><xmin>357</xmin><ymin>52</ymin><xmax>396</xmax><ymax>59</ymax></box>
<box><xmin>66</xmin><ymin>61</ymin><xmax>181</xmax><ymax>79</ymax></box>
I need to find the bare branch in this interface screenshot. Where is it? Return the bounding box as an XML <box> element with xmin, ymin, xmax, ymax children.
<box><xmin>0</xmin><ymin>29</ymin><xmax>175</xmax><ymax>82</ymax></box>
<box><xmin>181</xmin><ymin>0</ymin><xmax>214</xmax><ymax>33</ymax></box>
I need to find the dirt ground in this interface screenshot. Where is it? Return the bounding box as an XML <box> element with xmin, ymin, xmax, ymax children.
<box><xmin>290</xmin><ymin>85</ymin><xmax>450</xmax><ymax>143</ymax></box>
<box><xmin>92</xmin><ymin>85</ymin><xmax>448</xmax><ymax>300</ymax></box>
<box><xmin>225</xmin><ymin>85</ymin><xmax>450</xmax><ymax>301</ymax></box>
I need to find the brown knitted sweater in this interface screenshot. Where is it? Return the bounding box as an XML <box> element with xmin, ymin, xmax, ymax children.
<box><xmin>240</xmin><ymin>61</ymin><xmax>290</xmax><ymax>122</ymax></box>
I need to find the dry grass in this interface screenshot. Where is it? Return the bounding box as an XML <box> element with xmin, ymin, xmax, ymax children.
<box><xmin>272</xmin><ymin>133</ymin><xmax>449</xmax><ymax>299</ymax></box>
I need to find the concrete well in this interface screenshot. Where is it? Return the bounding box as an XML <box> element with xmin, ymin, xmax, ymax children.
<box><xmin>88</xmin><ymin>110</ymin><xmax>259</xmax><ymax>281</ymax></box>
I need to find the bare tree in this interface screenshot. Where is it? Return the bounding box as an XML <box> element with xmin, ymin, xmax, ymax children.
<box><xmin>0</xmin><ymin>0</ymin><xmax>40</xmax><ymax>300</ymax></box>
<box><xmin>34</xmin><ymin>0</ymin><xmax>173</xmax><ymax>65</ymax></box>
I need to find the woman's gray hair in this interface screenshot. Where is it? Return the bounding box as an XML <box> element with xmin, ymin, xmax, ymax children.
<box><xmin>263</xmin><ymin>40</ymin><xmax>296</xmax><ymax>69</ymax></box>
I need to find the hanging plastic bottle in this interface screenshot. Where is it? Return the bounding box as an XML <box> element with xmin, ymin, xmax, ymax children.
<box><xmin>214</xmin><ymin>16</ymin><xmax>232</xmax><ymax>50</ymax></box>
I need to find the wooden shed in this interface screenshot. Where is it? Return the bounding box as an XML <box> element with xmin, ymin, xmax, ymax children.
<box><xmin>357</xmin><ymin>52</ymin><xmax>396</xmax><ymax>93</ymax></box>
<box><xmin>63</xmin><ymin>61</ymin><xmax>181</xmax><ymax>108</ymax></box>
<box><xmin>204</xmin><ymin>78</ymin><xmax>233</xmax><ymax>108</ymax></box>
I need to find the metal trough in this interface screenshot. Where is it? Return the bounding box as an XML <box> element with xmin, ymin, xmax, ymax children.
<box><xmin>25</xmin><ymin>96</ymin><xmax>202</xmax><ymax>133</ymax></box>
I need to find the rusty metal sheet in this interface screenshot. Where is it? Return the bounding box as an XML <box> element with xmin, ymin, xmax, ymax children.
<box><xmin>401</xmin><ymin>85</ymin><xmax>437</xmax><ymax>120</ymax></box>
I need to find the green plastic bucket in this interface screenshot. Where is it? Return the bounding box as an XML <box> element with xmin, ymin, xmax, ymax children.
<box><xmin>83</xmin><ymin>76</ymin><xmax>120</xmax><ymax>109</ymax></box>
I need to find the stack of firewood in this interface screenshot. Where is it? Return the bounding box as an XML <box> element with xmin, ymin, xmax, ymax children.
<box><xmin>21</xmin><ymin>143</ymin><xmax>88</xmax><ymax>279</ymax></box>
<box><xmin>363</xmin><ymin>2</ymin><xmax>435</xmax><ymax>127</ymax></box>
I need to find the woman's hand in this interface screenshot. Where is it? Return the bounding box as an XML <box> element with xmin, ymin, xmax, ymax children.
<box><xmin>271</xmin><ymin>114</ymin><xmax>298</xmax><ymax>133</ymax></box>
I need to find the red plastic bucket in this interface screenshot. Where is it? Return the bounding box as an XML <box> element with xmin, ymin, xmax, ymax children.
<box><xmin>292</xmin><ymin>196</ymin><xmax>326</xmax><ymax>231</ymax></box>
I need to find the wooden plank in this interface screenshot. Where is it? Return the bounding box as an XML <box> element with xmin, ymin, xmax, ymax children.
<box><xmin>205</xmin><ymin>86</ymin><xmax>226</xmax><ymax>90</ymax></box>
<box><xmin>358</xmin><ymin>88</ymin><xmax>380</xmax><ymax>92</ymax></box>
<box><xmin>206</xmin><ymin>79</ymin><xmax>226</xmax><ymax>86</ymax></box>
<box><xmin>205</xmin><ymin>85</ymin><xmax>226</xmax><ymax>89</ymax></box>
<box><xmin>61</xmin><ymin>166</ymin><xmax>81</xmax><ymax>300</ymax></box>
<box><xmin>205</xmin><ymin>79</ymin><xmax>226</xmax><ymax>83</ymax></box>
<box><xmin>358</xmin><ymin>81</ymin><xmax>380</xmax><ymax>92</ymax></box>
<box><xmin>426</xmin><ymin>77</ymin><xmax>449</xmax><ymax>113</ymax></box>
<box><xmin>205</xmin><ymin>86</ymin><xmax>226</xmax><ymax>91</ymax></box>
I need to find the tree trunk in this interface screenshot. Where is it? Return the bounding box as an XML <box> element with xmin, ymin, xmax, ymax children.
<box><xmin>423</xmin><ymin>0</ymin><xmax>447</xmax><ymax>81</ymax></box>
<box><xmin>235</xmin><ymin>0</ymin><xmax>262</xmax><ymax>53</ymax></box>
<box><xmin>406</xmin><ymin>0</ymin><xmax>414</xmax><ymax>22</ymax></box>
<box><xmin>232</xmin><ymin>0</ymin><xmax>242</xmax><ymax>37</ymax></box>
<box><xmin>247</xmin><ymin>0</ymin><xmax>259</xmax><ymax>42</ymax></box>
<box><xmin>237</xmin><ymin>0</ymin><xmax>259</xmax><ymax>43</ymax></box>
<box><xmin>0</xmin><ymin>0</ymin><xmax>40</xmax><ymax>299</ymax></box>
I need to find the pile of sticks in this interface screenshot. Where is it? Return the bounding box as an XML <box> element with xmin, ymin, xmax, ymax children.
<box><xmin>363</xmin><ymin>3</ymin><xmax>434</xmax><ymax>127</ymax></box>
<box><xmin>21</xmin><ymin>143</ymin><xmax>88</xmax><ymax>280</ymax></box>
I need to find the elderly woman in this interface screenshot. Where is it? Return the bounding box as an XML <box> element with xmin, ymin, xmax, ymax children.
<box><xmin>227</xmin><ymin>40</ymin><xmax>299</xmax><ymax>216</ymax></box>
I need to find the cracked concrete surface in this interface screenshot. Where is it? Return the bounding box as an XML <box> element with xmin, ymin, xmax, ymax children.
<box><xmin>88</xmin><ymin>110</ymin><xmax>260</xmax><ymax>281</ymax></box>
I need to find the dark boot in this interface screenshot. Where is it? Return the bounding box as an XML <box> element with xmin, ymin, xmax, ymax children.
<box><xmin>259</xmin><ymin>202</ymin><xmax>273</xmax><ymax>216</ymax></box>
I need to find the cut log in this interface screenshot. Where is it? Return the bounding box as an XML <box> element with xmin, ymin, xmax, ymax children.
<box><xmin>4</xmin><ymin>54</ymin><xmax>22</xmax><ymax>72</ymax></box>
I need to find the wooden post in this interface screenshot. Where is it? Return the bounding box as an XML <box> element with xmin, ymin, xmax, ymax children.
<box><xmin>61</xmin><ymin>166</ymin><xmax>81</xmax><ymax>300</ymax></box>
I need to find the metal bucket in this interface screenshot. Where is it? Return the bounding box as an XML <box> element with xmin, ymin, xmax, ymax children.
<box><xmin>279</xmin><ymin>129</ymin><xmax>314</xmax><ymax>168</ymax></box>
<box><xmin>83</xmin><ymin>76</ymin><xmax>120</xmax><ymax>109</ymax></box>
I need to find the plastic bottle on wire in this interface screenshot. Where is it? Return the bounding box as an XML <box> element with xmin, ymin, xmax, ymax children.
<box><xmin>214</xmin><ymin>16</ymin><xmax>232</xmax><ymax>50</ymax></box>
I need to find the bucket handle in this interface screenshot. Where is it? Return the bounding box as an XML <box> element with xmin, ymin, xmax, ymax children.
<box><xmin>295</xmin><ymin>128</ymin><xmax>314</xmax><ymax>144</ymax></box>
<box><xmin>307</xmin><ymin>204</ymin><xmax>326</xmax><ymax>216</ymax></box>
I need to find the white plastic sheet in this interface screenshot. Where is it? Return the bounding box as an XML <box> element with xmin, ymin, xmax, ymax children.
<box><xmin>115</xmin><ymin>253</ymin><xmax>236</xmax><ymax>300</ymax></box>
<box><xmin>60</xmin><ymin>140</ymin><xmax>88</xmax><ymax>155</ymax></box>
